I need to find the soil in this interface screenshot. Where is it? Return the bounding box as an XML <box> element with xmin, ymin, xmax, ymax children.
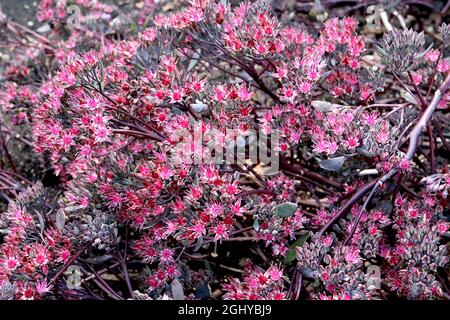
<box><xmin>1</xmin><ymin>0</ymin><xmax>39</xmax><ymax>27</ymax></box>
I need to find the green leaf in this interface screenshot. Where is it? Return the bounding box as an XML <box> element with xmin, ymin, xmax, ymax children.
<box><xmin>284</xmin><ymin>234</ymin><xmax>310</xmax><ymax>265</ymax></box>
<box><xmin>171</xmin><ymin>279</ymin><xmax>185</xmax><ymax>300</ymax></box>
<box><xmin>319</xmin><ymin>156</ymin><xmax>346</xmax><ymax>172</ymax></box>
<box><xmin>276</xmin><ymin>202</ymin><xmax>298</xmax><ymax>217</ymax></box>
<box><xmin>400</xmin><ymin>90</ymin><xmax>419</xmax><ymax>105</ymax></box>
<box><xmin>55</xmin><ymin>209</ymin><xmax>66</xmax><ymax>232</ymax></box>
<box><xmin>253</xmin><ymin>219</ymin><xmax>260</xmax><ymax>232</ymax></box>
<box><xmin>130</xmin><ymin>22</ymin><xmax>137</xmax><ymax>34</ymax></box>
<box><xmin>193</xmin><ymin>236</ymin><xmax>203</xmax><ymax>252</ymax></box>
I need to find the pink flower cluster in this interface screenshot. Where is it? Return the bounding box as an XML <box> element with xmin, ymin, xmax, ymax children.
<box><xmin>222</xmin><ymin>263</ymin><xmax>286</xmax><ymax>300</ymax></box>
<box><xmin>0</xmin><ymin>184</ymin><xmax>71</xmax><ymax>300</ymax></box>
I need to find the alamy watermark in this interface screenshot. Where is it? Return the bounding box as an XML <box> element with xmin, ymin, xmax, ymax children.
<box><xmin>53</xmin><ymin>0</ymin><xmax>81</xmax><ymax>29</ymax></box>
<box><xmin>66</xmin><ymin>4</ymin><xmax>81</xmax><ymax>29</ymax></box>
<box><xmin>65</xmin><ymin>265</ymin><xmax>82</xmax><ymax>289</ymax></box>
<box><xmin>64</xmin><ymin>2</ymin><xmax>386</xmax><ymax>31</ymax></box>
<box><xmin>366</xmin><ymin>265</ymin><xmax>382</xmax><ymax>290</ymax></box>
<box><xmin>168</xmin><ymin>121</ymin><xmax>280</xmax><ymax>175</ymax></box>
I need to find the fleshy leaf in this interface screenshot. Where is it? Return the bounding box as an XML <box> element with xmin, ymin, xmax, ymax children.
<box><xmin>311</xmin><ymin>100</ymin><xmax>334</xmax><ymax>112</ymax></box>
<box><xmin>55</xmin><ymin>209</ymin><xmax>66</xmax><ymax>232</ymax></box>
<box><xmin>319</xmin><ymin>156</ymin><xmax>346</xmax><ymax>172</ymax></box>
<box><xmin>284</xmin><ymin>233</ymin><xmax>310</xmax><ymax>265</ymax></box>
<box><xmin>277</xmin><ymin>202</ymin><xmax>298</xmax><ymax>217</ymax></box>
<box><xmin>171</xmin><ymin>279</ymin><xmax>185</xmax><ymax>300</ymax></box>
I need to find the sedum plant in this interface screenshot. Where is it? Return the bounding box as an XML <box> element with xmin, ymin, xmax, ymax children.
<box><xmin>0</xmin><ymin>0</ymin><xmax>449</xmax><ymax>300</ymax></box>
